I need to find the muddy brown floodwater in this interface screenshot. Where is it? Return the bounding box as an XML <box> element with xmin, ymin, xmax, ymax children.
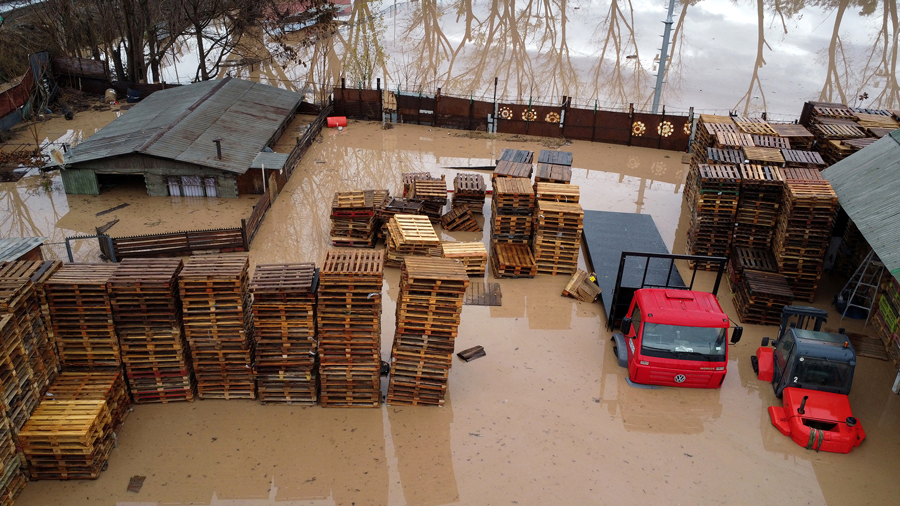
<box><xmin>7</xmin><ymin>119</ymin><xmax>900</xmax><ymax>506</ymax></box>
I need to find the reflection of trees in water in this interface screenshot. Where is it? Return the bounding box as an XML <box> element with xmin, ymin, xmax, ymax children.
<box><xmin>587</xmin><ymin>0</ymin><xmax>647</xmax><ymax>109</ymax></box>
<box><xmin>733</xmin><ymin>0</ymin><xmax>772</xmax><ymax>115</ymax></box>
<box><xmin>534</xmin><ymin>0</ymin><xmax>580</xmax><ymax>100</ymax></box>
<box><xmin>389</xmin><ymin>0</ymin><xmax>457</xmax><ymax>91</ymax></box>
<box><xmin>338</xmin><ymin>0</ymin><xmax>388</xmax><ymax>88</ymax></box>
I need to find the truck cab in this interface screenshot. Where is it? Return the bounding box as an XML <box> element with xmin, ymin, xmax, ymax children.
<box><xmin>612</xmin><ymin>288</ymin><xmax>741</xmax><ymax>388</ymax></box>
<box><xmin>752</xmin><ymin>306</ymin><xmax>865</xmax><ymax>453</ymax></box>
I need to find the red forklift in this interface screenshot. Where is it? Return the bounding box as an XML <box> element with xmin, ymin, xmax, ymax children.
<box><xmin>751</xmin><ymin>306</ymin><xmax>865</xmax><ymax>453</ymax></box>
<box><xmin>583</xmin><ymin>211</ymin><xmax>743</xmax><ymax>389</ymax></box>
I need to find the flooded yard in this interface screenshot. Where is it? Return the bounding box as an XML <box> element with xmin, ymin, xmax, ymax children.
<box><xmin>5</xmin><ymin>118</ymin><xmax>900</xmax><ymax>506</ymax></box>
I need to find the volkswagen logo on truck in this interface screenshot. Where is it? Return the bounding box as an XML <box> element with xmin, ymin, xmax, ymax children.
<box><xmin>674</xmin><ymin>374</ymin><xmax>686</xmax><ymax>383</ymax></box>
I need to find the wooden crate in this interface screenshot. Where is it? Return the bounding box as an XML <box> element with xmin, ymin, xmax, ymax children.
<box><xmin>491</xmin><ymin>243</ymin><xmax>537</xmax><ymax>278</ymax></box>
<box><xmin>441</xmin><ymin>242</ymin><xmax>488</xmax><ymax>277</ymax></box>
<box><xmin>251</xmin><ymin>263</ymin><xmax>318</xmax><ymax>405</ymax></box>
<box><xmin>16</xmin><ymin>400</ymin><xmax>113</xmax><ymax>480</ymax></box>
<box><xmin>44</xmin><ymin>264</ymin><xmax>120</xmax><ymax>371</ymax></box>
<box><xmin>318</xmin><ymin>249</ymin><xmax>384</xmax><ymax>407</ymax></box>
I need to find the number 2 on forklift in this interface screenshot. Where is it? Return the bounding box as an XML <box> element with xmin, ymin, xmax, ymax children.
<box><xmin>611</xmin><ymin>289</ymin><xmax>743</xmax><ymax>389</ymax></box>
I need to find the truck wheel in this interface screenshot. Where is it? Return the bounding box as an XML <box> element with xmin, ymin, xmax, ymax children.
<box><xmin>611</xmin><ymin>333</ymin><xmax>629</xmax><ymax>368</ymax></box>
<box><xmin>750</xmin><ymin>356</ymin><xmax>759</xmax><ymax>374</ymax></box>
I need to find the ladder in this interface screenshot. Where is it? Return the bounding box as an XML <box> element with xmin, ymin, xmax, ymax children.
<box><xmin>837</xmin><ymin>249</ymin><xmax>884</xmax><ymax>325</ymax></box>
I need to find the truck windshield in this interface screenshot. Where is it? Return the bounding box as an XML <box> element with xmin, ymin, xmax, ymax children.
<box><xmin>795</xmin><ymin>357</ymin><xmax>853</xmax><ymax>391</ymax></box>
<box><xmin>640</xmin><ymin>323</ymin><xmax>727</xmax><ymax>359</ymax></box>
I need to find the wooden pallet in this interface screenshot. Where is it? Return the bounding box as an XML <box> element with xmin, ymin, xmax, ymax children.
<box><xmin>734</xmin><ymin>120</ymin><xmax>777</xmax><ymax>136</ymax></box>
<box><xmin>768</xmin><ymin>123</ymin><xmax>815</xmax><ymax>150</ymax></box>
<box><xmin>733</xmin><ymin>269</ymin><xmax>795</xmax><ymax>325</ymax></box>
<box><xmin>742</xmin><ymin>146</ymin><xmax>785</xmax><ymax>165</ymax></box>
<box><xmin>0</xmin><ymin>314</ymin><xmax>40</xmax><ymax>433</ymax></box>
<box><xmin>537</xmin><ymin>150</ymin><xmax>573</xmax><ymax>166</ymax></box>
<box><xmin>0</xmin><ymin>276</ymin><xmax>55</xmax><ymax>397</ymax></box>
<box><xmin>441</xmin><ymin>242</ymin><xmax>488</xmax><ymax>277</ymax></box>
<box><xmin>410</xmin><ymin>180</ymin><xmax>449</xmax><ymax>221</ymax></box>
<box><xmin>463</xmin><ymin>283</ymin><xmax>502</xmax><ymax>306</ymax></box>
<box><xmin>386</xmin><ymin>215</ymin><xmax>440</xmax><ymax>267</ymax></box>
<box><xmin>750</xmin><ymin>135</ymin><xmax>790</xmax><ymax>149</ymax></box>
<box><xmin>401</xmin><ymin>172</ymin><xmax>439</xmax><ymax>197</ymax></box>
<box><xmin>534</xmin><ymin>182</ymin><xmax>579</xmax><ymax>203</ymax></box>
<box><xmin>534</xmin><ymin>163</ymin><xmax>572</xmax><ymax>184</ymax></box>
<box><xmin>498</xmin><ymin>148</ymin><xmax>534</xmax><ymax>164</ymax></box>
<box><xmin>491</xmin><ymin>243</ymin><xmax>537</xmax><ymax>278</ymax></box>
<box><xmin>452</xmin><ymin>173</ymin><xmax>486</xmax><ymax>214</ymax></box>
<box><xmin>715</xmin><ymin>131</ymin><xmax>754</xmax><ymax>148</ymax></box>
<box><xmin>45</xmin><ymin>372</ymin><xmax>130</xmax><ymax>429</ymax></box>
<box><xmin>781</xmin><ymin>149</ymin><xmax>825</xmax><ymax>168</ymax></box>
<box><xmin>727</xmin><ymin>248</ymin><xmax>777</xmax><ymax>290</ymax></box>
<box><xmin>493</xmin><ymin>160</ymin><xmax>533</xmax><ymax>179</ymax></box>
<box><xmin>705</xmin><ymin>148</ymin><xmax>743</xmax><ymax>165</ymax></box>
<box><xmin>440</xmin><ymin>207</ymin><xmax>481</xmax><ymax>232</ymax></box>
<box><xmin>562</xmin><ymin>270</ymin><xmax>602</xmax><ymax>302</ymax></box>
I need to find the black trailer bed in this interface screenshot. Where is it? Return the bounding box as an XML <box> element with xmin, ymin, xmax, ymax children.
<box><xmin>582</xmin><ymin>211</ymin><xmax>686</xmax><ymax>324</ymax></box>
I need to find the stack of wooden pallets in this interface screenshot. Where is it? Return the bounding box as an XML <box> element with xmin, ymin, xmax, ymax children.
<box><xmin>386</xmin><ymin>214</ymin><xmax>440</xmax><ymax>268</ymax></box>
<box><xmin>179</xmin><ymin>254</ymin><xmax>255</xmax><ymax>400</ymax></box>
<box><xmin>0</xmin><ymin>277</ymin><xmax>55</xmax><ymax>396</ymax></box>
<box><xmin>534</xmin><ymin>183</ymin><xmax>579</xmax><ymax>203</ymax></box>
<box><xmin>317</xmin><ymin>249</ymin><xmax>384</xmax><ymax>407</ymax></box>
<box><xmin>0</xmin><ymin>261</ymin><xmax>61</xmax><ymax>359</ymax></box>
<box><xmin>685</xmin><ymin>164</ymin><xmax>741</xmax><ymax>269</ymax></box>
<box><xmin>0</xmin><ymin>414</ymin><xmax>25</xmax><ymax>503</ymax></box>
<box><xmin>781</xmin><ymin>149</ymin><xmax>826</xmax><ymax>170</ymax></box>
<box><xmin>494</xmin><ymin>148</ymin><xmax>534</xmax><ymax>179</ymax></box>
<box><xmin>17</xmin><ymin>400</ymin><xmax>114</xmax><ymax>480</ymax></box>
<box><xmin>410</xmin><ymin>179</ymin><xmax>448</xmax><ymax>222</ymax></box>
<box><xmin>440</xmin><ymin>242</ymin><xmax>488</xmax><ymax>277</ymax></box>
<box><xmin>452</xmin><ymin>173</ymin><xmax>486</xmax><ymax>214</ymax></box>
<box><xmin>534</xmin><ymin>163</ymin><xmax>572</xmax><ymax>184</ymax></box>
<box><xmin>773</xmin><ymin>174</ymin><xmax>838</xmax><ymax>302</ymax></box>
<box><xmin>401</xmin><ymin>172</ymin><xmax>438</xmax><ymax>197</ymax></box>
<box><xmin>387</xmin><ymin>258</ymin><xmax>468</xmax><ymax>406</ymax></box>
<box><xmin>330</xmin><ymin>191</ymin><xmax>377</xmax><ymax>248</ymax></box>
<box><xmin>44</xmin><ymin>372</ymin><xmax>130</xmax><ymax>430</ymax></box>
<box><xmin>0</xmin><ymin>315</ymin><xmax>39</xmax><ymax>433</ymax></box>
<box><xmin>733</xmin><ymin>164</ymin><xmax>784</xmax><ymax>249</ymax></box>
<box><xmin>490</xmin><ymin>177</ymin><xmax>534</xmax><ymax>243</ymax></box>
<box><xmin>44</xmin><ymin>264</ymin><xmax>121</xmax><ymax>370</ymax></box>
<box><xmin>532</xmin><ymin>201</ymin><xmax>583</xmax><ymax>275</ymax></box>
<box><xmin>108</xmin><ymin>259</ymin><xmax>195</xmax><ymax>403</ymax></box>
<box><xmin>733</xmin><ymin>270</ymin><xmax>795</xmax><ymax>325</ymax></box>
<box><xmin>691</xmin><ymin>115</ymin><xmax>737</xmax><ymax>165</ymax></box>
<box><xmin>820</xmin><ymin>137</ymin><xmax>877</xmax><ymax>165</ymax></box>
<box><xmin>727</xmin><ymin>247</ymin><xmax>778</xmax><ymax>292</ymax></box>
<box><xmin>250</xmin><ymin>263</ymin><xmax>318</xmax><ymax>405</ymax></box>
<box><xmin>377</xmin><ymin>198</ymin><xmax>424</xmax><ymax>240</ymax></box>
<box><xmin>491</xmin><ymin>243</ymin><xmax>537</xmax><ymax>278</ymax></box>
<box><xmin>769</xmin><ymin>123</ymin><xmax>815</xmax><ymax>150</ymax></box>
<box><xmin>440</xmin><ymin>206</ymin><xmax>480</xmax><ymax>232</ymax></box>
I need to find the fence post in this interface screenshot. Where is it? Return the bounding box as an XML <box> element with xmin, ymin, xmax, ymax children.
<box><xmin>628</xmin><ymin>103</ymin><xmax>634</xmax><ymax>147</ymax></box>
<box><xmin>358</xmin><ymin>81</ymin><xmax>363</xmax><ymax>119</ymax></box>
<box><xmin>468</xmin><ymin>92</ymin><xmax>474</xmax><ymax>131</ymax></box>
<box><xmin>560</xmin><ymin>95</ymin><xmax>568</xmax><ymax>138</ymax></box>
<box><xmin>241</xmin><ymin>219</ymin><xmax>250</xmax><ymax>250</ymax></box>
<box><xmin>591</xmin><ymin>100</ymin><xmax>598</xmax><ymax>143</ymax></box>
<box><xmin>377</xmin><ymin>78</ymin><xmax>382</xmax><ymax>123</ymax></box>
<box><xmin>658</xmin><ymin>105</ymin><xmax>666</xmax><ymax>150</ymax></box>
<box><xmin>417</xmin><ymin>88</ymin><xmax>422</xmax><ymax>125</ymax></box>
<box><xmin>340</xmin><ymin>77</ymin><xmax>346</xmax><ymax>116</ymax></box>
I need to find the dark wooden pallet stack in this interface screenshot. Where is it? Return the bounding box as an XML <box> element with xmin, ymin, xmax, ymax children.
<box><xmin>0</xmin><ymin>261</ymin><xmax>61</xmax><ymax>368</ymax></box>
<box><xmin>317</xmin><ymin>249</ymin><xmax>384</xmax><ymax>407</ymax></box>
<box><xmin>44</xmin><ymin>264</ymin><xmax>121</xmax><ymax>371</ymax></box>
<box><xmin>534</xmin><ymin>182</ymin><xmax>579</xmax><ymax>203</ymax></box>
<box><xmin>733</xmin><ymin>269</ymin><xmax>795</xmax><ymax>325</ymax></box>
<box><xmin>685</xmin><ymin>164</ymin><xmax>741</xmax><ymax>270</ymax></box>
<box><xmin>386</xmin><ymin>214</ymin><xmax>441</xmax><ymax>268</ymax></box>
<box><xmin>0</xmin><ymin>277</ymin><xmax>55</xmax><ymax>397</ymax></box>
<box><xmin>532</xmin><ymin>201</ymin><xmax>584</xmax><ymax>275</ymax></box>
<box><xmin>714</xmin><ymin>131</ymin><xmax>755</xmax><ymax>150</ymax></box>
<box><xmin>742</xmin><ymin>146</ymin><xmax>785</xmax><ymax>166</ymax></box>
<box><xmin>491</xmin><ymin>177</ymin><xmax>535</xmax><ymax>243</ymax></box>
<box><xmin>401</xmin><ymin>172</ymin><xmax>438</xmax><ymax>197</ymax></box>
<box><xmin>705</xmin><ymin>147</ymin><xmax>744</xmax><ymax>166</ymax></box>
<box><xmin>0</xmin><ymin>315</ymin><xmax>39</xmax><ymax>434</ymax></box>
<box><xmin>452</xmin><ymin>173</ymin><xmax>486</xmax><ymax>214</ymax></box>
<box><xmin>44</xmin><ymin>372</ymin><xmax>130</xmax><ymax>430</ymax></box>
<box><xmin>494</xmin><ymin>148</ymin><xmax>534</xmax><ymax>179</ymax></box>
<box><xmin>772</xmin><ymin>177</ymin><xmax>838</xmax><ymax>302</ymax></box>
<box><xmin>820</xmin><ymin>137</ymin><xmax>877</xmax><ymax>165</ymax></box>
<box><xmin>750</xmin><ymin>135</ymin><xmax>790</xmax><ymax>149</ymax></box>
<box><xmin>781</xmin><ymin>149</ymin><xmax>826</xmax><ymax>169</ymax></box>
<box><xmin>330</xmin><ymin>191</ymin><xmax>377</xmax><ymax>248</ymax></box>
<box><xmin>690</xmin><ymin>115</ymin><xmax>736</xmax><ymax>169</ymax></box>
<box><xmin>440</xmin><ymin>242</ymin><xmax>488</xmax><ymax>277</ymax></box>
<box><xmin>377</xmin><ymin>197</ymin><xmax>424</xmax><ymax>240</ymax></box>
<box><xmin>179</xmin><ymin>254</ymin><xmax>255</xmax><ymax>400</ymax></box>
<box><xmin>491</xmin><ymin>243</ymin><xmax>537</xmax><ymax>278</ymax></box>
<box><xmin>440</xmin><ymin>206</ymin><xmax>480</xmax><ymax>232</ymax></box>
<box><xmin>0</xmin><ymin>414</ymin><xmax>26</xmax><ymax>504</ymax></box>
<box><xmin>727</xmin><ymin>247</ymin><xmax>778</xmax><ymax>292</ymax></box>
<box><xmin>250</xmin><ymin>263</ymin><xmax>318</xmax><ymax>405</ymax></box>
<box><xmin>537</xmin><ymin>149</ymin><xmax>573</xmax><ymax>166</ymax></box>
<box><xmin>733</xmin><ymin>164</ymin><xmax>784</xmax><ymax>249</ymax></box>
<box><xmin>534</xmin><ymin>163</ymin><xmax>572</xmax><ymax>184</ymax></box>
<box><xmin>17</xmin><ymin>400</ymin><xmax>113</xmax><ymax>480</ymax></box>
<box><xmin>108</xmin><ymin>259</ymin><xmax>195</xmax><ymax>404</ymax></box>
<box><xmin>410</xmin><ymin>179</ymin><xmax>449</xmax><ymax>222</ymax></box>
<box><xmin>769</xmin><ymin>123</ymin><xmax>815</xmax><ymax>150</ymax></box>
<box><xmin>387</xmin><ymin>257</ymin><xmax>469</xmax><ymax>406</ymax></box>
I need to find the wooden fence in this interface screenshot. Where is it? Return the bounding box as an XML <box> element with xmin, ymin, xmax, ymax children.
<box><xmin>333</xmin><ymin>82</ymin><xmax>692</xmax><ymax>152</ymax></box>
<box><xmin>93</xmin><ymin>101</ymin><xmax>334</xmax><ymax>261</ymax></box>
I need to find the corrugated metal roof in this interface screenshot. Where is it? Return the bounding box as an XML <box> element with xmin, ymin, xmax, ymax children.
<box><xmin>57</xmin><ymin>77</ymin><xmax>301</xmax><ymax>174</ymax></box>
<box><xmin>0</xmin><ymin>237</ymin><xmax>48</xmax><ymax>262</ymax></box>
<box><xmin>822</xmin><ymin>131</ymin><xmax>900</xmax><ymax>281</ymax></box>
<box><xmin>250</xmin><ymin>152</ymin><xmax>289</xmax><ymax>170</ymax></box>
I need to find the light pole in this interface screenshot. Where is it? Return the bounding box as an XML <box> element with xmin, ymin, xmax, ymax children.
<box><xmin>652</xmin><ymin>0</ymin><xmax>677</xmax><ymax>114</ymax></box>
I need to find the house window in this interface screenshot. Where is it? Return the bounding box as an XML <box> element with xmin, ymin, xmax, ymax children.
<box><xmin>204</xmin><ymin>177</ymin><xmax>218</xmax><ymax>197</ymax></box>
<box><xmin>181</xmin><ymin>176</ymin><xmax>203</xmax><ymax>197</ymax></box>
<box><xmin>167</xmin><ymin>177</ymin><xmax>181</xmax><ymax>196</ymax></box>
<box><xmin>166</xmin><ymin>176</ymin><xmax>218</xmax><ymax>197</ymax></box>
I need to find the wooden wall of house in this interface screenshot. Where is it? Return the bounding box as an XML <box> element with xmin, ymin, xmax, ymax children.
<box><xmin>61</xmin><ymin>168</ymin><xmax>100</xmax><ymax>195</ymax></box>
<box><xmin>74</xmin><ymin>154</ymin><xmax>239</xmax><ymax>197</ymax></box>
<box><xmin>236</xmin><ymin>168</ymin><xmax>286</xmax><ymax>195</ymax></box>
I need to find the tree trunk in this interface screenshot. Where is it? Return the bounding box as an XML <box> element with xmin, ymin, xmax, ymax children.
<box><xmin>196</xmin><ymin>24</ymin><xmax>209</xmax><ymax>81</ymax></box>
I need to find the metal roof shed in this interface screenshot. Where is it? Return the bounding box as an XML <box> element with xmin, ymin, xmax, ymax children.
<box><xmin>0</xmin><ymin>237</ymin><xmax>48</xmax><ymax>262</ymax></box>
<box><xmin>822</xmin><ymin>130</ymin><xmax>900</xmax><ymax>281</ymax></box>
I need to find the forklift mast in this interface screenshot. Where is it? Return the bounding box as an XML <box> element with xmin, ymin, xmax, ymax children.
<box><xmin>775</xmin><ymin>306</ymin><xmax>830</xmax><ymax>343</ymax></box>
